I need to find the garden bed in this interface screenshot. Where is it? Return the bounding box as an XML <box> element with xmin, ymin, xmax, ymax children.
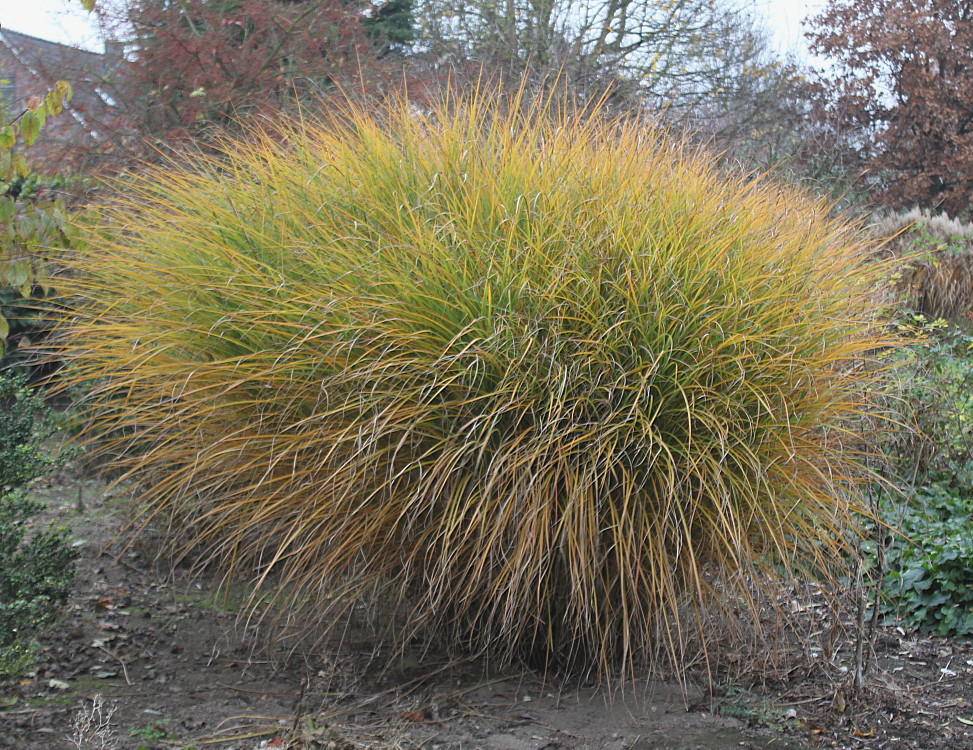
<box><xmin>2</xmin><ymin>467</ymin><xmax>972</xmax><ymax>750</ymax></box>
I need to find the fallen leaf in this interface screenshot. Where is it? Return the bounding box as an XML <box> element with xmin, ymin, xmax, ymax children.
<box><xmin>400</xmin><ymin>711</ymin><xmax>425</xmax><ymax>722</ymax></box>
<box><xmin>957</xmin><ymin>717</ymin><xmax>973</xmax><ymax>726</ymax></box>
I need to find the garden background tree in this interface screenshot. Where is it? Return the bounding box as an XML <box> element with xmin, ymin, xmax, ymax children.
<box><xmin>414</xmin><ymin>0</ymin><xmax>809</xmax><ymax>129</ymax></box>
<box><xmin>808</xmin><ymin>0</ymin><xmax>973</xmax><ymax>215</ymax></box>
<box><xmin>683</xmin><ymin>16</ymin><xmax>822</xmax><ymax>166</ymax></box>
<box><xmin>414</xmin><ymin>0</ymin><xmax>725</xmax><ymax>104</ymax></box>
<box><xmin>101</xmin><ymin>0</ymin><xmax>413</xmax><ymax>144</ymax></box>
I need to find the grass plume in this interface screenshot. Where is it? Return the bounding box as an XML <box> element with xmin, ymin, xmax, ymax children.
<box><xmin>874</xmin><ymin>208</ymin><xmax>973</xmax><ymax>321</ymax></box>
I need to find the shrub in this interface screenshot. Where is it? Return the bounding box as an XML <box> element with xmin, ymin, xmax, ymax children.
<box><xmin>0</xmin><ymin>373</ymin><xmax>58</xmax><ymax>489</ymax></box>
<box><xmin>0</xmin><ymin>173</ymin><xmax>76</xmax><ymax>381</ymax></box>
<box><xmin>0</xmin><ymin>492</ymin><xmax>77</xmax><ymax>678</ymax></box>
<box><xmin>883</xmin><ymin>483</ymin><xmax>973</xmax><ymax>637</ymax></box>
<box><xmin>874</xmin><ymin>209</ymin><xmax>973</xmax><ymax>322</ymax></box>
<box><xmin>0</xmin><ymin>374</ymin><xmax>76</xmax><ymax>680</ymax></box>
<box><xmin>58</xmin><ymin>91</ymin><xmax>893</xmax><ymax>678</ymax></box>
<box><xmin>873</xmin><ymin>318</ymin><xmax>973</xmax><ymax>636</ymax></box>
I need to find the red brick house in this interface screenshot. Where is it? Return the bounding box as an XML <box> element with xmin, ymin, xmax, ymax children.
<box><xmin>0</xmin><ymin>27</ymin><xmax>117</xmax><ymax>170</ymax></box>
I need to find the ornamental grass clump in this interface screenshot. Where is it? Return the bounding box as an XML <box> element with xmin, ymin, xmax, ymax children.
<box><xmin>874</xmin><ymin>208</ymin><xmax>973</xmax><ymax>321</ymax></box>
<box><xmin>59</xmin><ymin>91</ymin><xmax>892</xmax><ymax>678</ymax></box>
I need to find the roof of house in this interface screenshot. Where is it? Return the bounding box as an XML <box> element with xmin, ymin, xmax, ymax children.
<box><xmin>0</xmin><ymin>26</ymin><xmax>114</xmax><ymax>131</ymax></box>
<box><xmin>0</xmin><ymin>27</ymin><xmax>107</xmax><ymax>79</ymax></box>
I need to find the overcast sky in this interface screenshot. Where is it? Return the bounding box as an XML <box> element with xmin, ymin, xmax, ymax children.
<box><xmin>3</xmin><ymin>0</ymin><xmax>828</xmax><ymax>57</ymax></box>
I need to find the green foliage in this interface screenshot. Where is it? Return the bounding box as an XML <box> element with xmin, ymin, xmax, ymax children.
<box><xmin>874</xmin><ymin>316</ymin><xmax>973</xmax><ymax>636</ymax></box>
<box><xmin>883</xmin><ymin>484</ymin><xmax>973</xmax><ymax>636</ymax></box>
<box><xmin>0</xmin><ymin>81</ymin><xmax>72</xmax><ymax>164</ymax></box>
<box><xmin>59</xmin><ymin>89</ymin><xmax>893</xmax><ymax>679</ymax></box>
<box><xmin>0</xmin><ymin>0</ymin><xmax>92</xmax><ymax>380</ymax></box>
<box><xmin>0</xmin><ymin>492</ymin><xmax>77</xmax><ymax>679</ymax></box>
<box><xmin>0</xmin><ymin>77</ymin><xmax>75</xmax><ymax>367</ymax></box>
<box><xmin>362</xmin><ymin>0</ymin><xmax>416</xmax><ymax>54</ymax></box>
<box><xmin>129</xmin><ymin>723</ymin><xmax>171</xmax><ymax>743</ymax></box>
<box><xmin>882</xmin><ymin>316</ymin><xmax>973</xmax><ymax>476</ymax></box>
<box><xmin>0</xmin><ymin>374</ymin><xmax>58</xmax><ymax>490</ymax></box>
<box><xmin>0</xmin><ymin>179</ymin><xmax>73</xmax><ymax>374</ymax></box>
<box><xmin>0</xmin><ymin>375</ymin><xmax>76</xmax><ymax>681</ymax></box>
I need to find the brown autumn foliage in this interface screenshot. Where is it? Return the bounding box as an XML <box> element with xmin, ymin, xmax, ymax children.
<box><xmin>98</xmin><ymin>0</ymin><xmax>413</xmax><ymax>153</ymax></box>
<box><xmin>808</xmin><ymin>1</ymin><xmax>973</xmax><ymax>216</ymax></box>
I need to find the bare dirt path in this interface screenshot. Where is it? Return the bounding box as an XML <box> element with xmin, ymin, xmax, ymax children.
<box><xmin>2</xmin><ymin>469</ymin><xmax>972</xmax><ymax>750</ymax></box>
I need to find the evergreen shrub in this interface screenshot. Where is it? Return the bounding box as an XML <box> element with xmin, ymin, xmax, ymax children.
<box><xmin>0</xmin><ymin>374</ymin><xmax>75</xmax><ymax>680</ymax></box>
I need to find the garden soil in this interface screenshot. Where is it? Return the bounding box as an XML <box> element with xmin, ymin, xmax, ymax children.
<box><xmin>2</xmin><ymin>468</ymin><xmax>973</xmax><ymax>750</ymax></box>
